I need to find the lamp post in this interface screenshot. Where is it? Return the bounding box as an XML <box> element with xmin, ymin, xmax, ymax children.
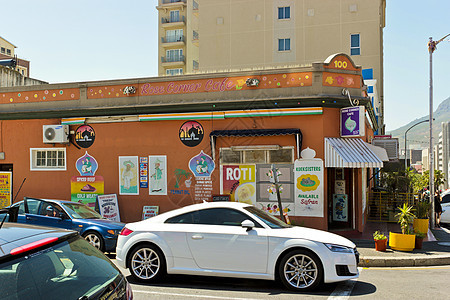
<box><xmin>404</xmin><ymin>119</ymin><xmax>429</xmax><ymax>171</ymax></box>
<box><xmin>428</xmin><ymin>34</ymin><xmax>450</xmax><ymax>228</ymax></box>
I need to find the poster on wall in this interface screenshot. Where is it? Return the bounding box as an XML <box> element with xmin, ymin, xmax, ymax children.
<box><xmin>340</xmin><ymin>106</ymin><xmax>365</xmax><ymax>137</ymax></box>
<box><xmin>0</xmin><ymin>172</ymin><xmax>12</xmax><ymax>209</ymax></box>
<box><xmin>140</xmin><ymin>157</ymin><xmax>149</xmax><ymax>189</ymax></box>
<box><xmin>294</xmin><ymin>148</ymin><xmax>324</xmax><ymax>217</ymax></box>
<box><xmin>149</xmin><ymin>155</ymin><xmax>167</xmax><ymax>195</ymax></box>
<box><xmin>189</xmin><ymin>151</ymin><xmax>215</xmax><ymax>202</ymax></box>
<box><xmin>71</xmin><ymin>176</ymin><xmax>104</xmax><ymax>207</ymax></box>
<box><xmin>142</xmin><ymin>206</ymin><xmax>159</xmax><ymax>220</ymax></box>
<box><xmin>333</xmin><ymin>194</ymin><xmax>348</xmax><ymax>222</ymax></box>
<box><xmin>119</xmin><ymin>156</ymin><xmax>139</xmax><ymax>195</ymax></box>
<box><xmin>221</xmin><ymin>164</ymin><xmax>256</xmax><ymax>205</ymax></box>
<box><xmin>97</xmin><ymin>194</ymin><xmax>121</xmax><ymax>222</ymax></box>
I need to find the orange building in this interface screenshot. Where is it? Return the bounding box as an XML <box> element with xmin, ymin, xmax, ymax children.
<box><xmin>0</xmin><ymin>54</ymin><xmax>385</xmax><ymax>232</ymax></box>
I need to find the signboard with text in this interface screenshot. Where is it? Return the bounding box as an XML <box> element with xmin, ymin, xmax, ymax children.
<box><xmin>97</xmin><ymin>194</ymin><xmax>121</xmax><ymax>222</ymax></box>
<box><xmin>0</xmin><ymin>172</ymin><xmax>12</xmax><ymax>209</ymax></box>
<box><xmin>340</xmin><ymin>106</ymin><xmax>365</xmax><ymax>137</ymax></box>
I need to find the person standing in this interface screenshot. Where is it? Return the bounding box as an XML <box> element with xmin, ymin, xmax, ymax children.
<box><xmin>435</xmin><ymin>191</ymin><xmax>442</xmax><ymax>228</ymax></box>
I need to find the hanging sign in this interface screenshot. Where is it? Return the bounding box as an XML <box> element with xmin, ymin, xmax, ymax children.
<box><xmin>294</xmin><ymin>148</ymin><xmax>324</xmax><ymax>217</ymax></box>
<box><xmin>340</xmin><ymin>106</ymin><xmax>365</xmax><ymax>137</ymax></box>
<box><xmin>75</xmin><ymin>125</ymin><xmax>95</xmax><ymax>148</ymax></box>
<box><xmin>140</xmin><ymin>157</ymin><xmax>149</xmax><ymax>188</ymax></box>
<box><xmin>179</xmin><ymin>121</ymin><xmax>204</xmax><ymax>147</ymax></box>
<box><xmin>97</xmin><ymin>194</ymin><xmax>121</xmax><ymax>222</ymax></box>
<box><xmin>0</xmin><ymin>172</ymin><xmax>12</xmax><ymax>209</ymax></box>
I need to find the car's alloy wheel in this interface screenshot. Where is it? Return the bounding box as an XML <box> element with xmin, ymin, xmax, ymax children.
<box><xmin>83</xmin><ymin>232</ymin><xmax>103</xmax><ymax>251</ymax></box>
<box><xmin>279</xmin><ymin>249</ymin><xmax>322</xmax><ymax>291</ymax></box>
<box><xmin>129</xmin><ymin>245</ymin><xmax>165</xmax><ymax>282</ymax></box>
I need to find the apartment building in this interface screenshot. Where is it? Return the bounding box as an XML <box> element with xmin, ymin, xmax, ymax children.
<box><xmin>438</xmin><ymin>121</ymin><xmax>450</xmax><ymax>189</ymax></box>
<box><xmin>0</xmin><ymin>36</ymin><xmax>30</xmax><ymax>77</ymax></box>
<box><xmin>156</xmin><ymin>0</ymin><xmax>386</xmax><ymax>132</ymax></box>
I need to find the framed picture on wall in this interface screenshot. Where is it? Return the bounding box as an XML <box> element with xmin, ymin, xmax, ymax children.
<box><xmin>335</xmin><ymin>168</ymin><xmax>344</xmax><ymax>180</ymax></box>
<box><xmin>119</xmin><ymin>156</ymin><xmax>139</xmax><ymax>195</ymax></box>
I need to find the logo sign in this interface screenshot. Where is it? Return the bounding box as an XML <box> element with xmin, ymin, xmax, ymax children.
<box><xmin>76</xmin><ymin>152</ymin><xmax>98</xmax><ymax>176</ymax></box>
<box><xmin>75</xmin><ymin>125</ymin><xmax>95</xmax><ymax>148</ymax></box>
<box><xmin>179</xmin><ymin>121</ymin><xmax>204</xmax><ymax>147</ymax></box>
<box><xmin>340</xmin><ymin>106</ymin><xmax>365</xmax><ymax>137</ymax></box>
<box><xmin>189</xmin><ymin>150</ymin><xmax>215</xmax><ymax>178</ymax></box>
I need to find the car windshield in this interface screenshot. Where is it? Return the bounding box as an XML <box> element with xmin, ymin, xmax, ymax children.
<box><xmin>244</xmin><ymin>206</ymin><xmax>291</xmax><ymax>229</ymax></box>
<box><xmin>0</xmin><ymin>236</ymin><xmax>122</xmax><ymax>300</ymax></box>
<box><xmin>61</xmin><ymin>202</ymin><xmax>103</xmax><ymax>219</ymax></box>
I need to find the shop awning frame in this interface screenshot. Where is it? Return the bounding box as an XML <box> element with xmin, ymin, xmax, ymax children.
<box><xmin>210</xmin><ymin>128</ymin><xmax>302</xmax><ymax>160</ymax></box>
<box><xmin>324</xmin><ymin>137</ymin><xmax>384</xmax><ymax>168</ymax></box>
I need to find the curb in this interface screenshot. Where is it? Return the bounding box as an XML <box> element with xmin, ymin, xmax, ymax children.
<box><xmin>358</xmin><ymin>255</ymin><xmax>450</xmax><ymax>267</ymax></box>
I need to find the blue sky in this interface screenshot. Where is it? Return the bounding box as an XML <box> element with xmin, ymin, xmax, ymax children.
<box><xmin>2</xmin><ymin>0</ymin><xmax>449</xmax><ymax>131</ymax></box>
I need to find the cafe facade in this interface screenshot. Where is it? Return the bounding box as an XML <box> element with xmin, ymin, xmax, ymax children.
<box><xmin>0</xmin><ymin>53</ymin><xmax>385</xmax><ymax>232</ymax></box>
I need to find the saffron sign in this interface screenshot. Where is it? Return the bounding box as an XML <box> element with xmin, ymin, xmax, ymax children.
<box><xmin>294</xmin><ymin>148</ymin><xmax>324</xmax><ymax>217</ymax></box>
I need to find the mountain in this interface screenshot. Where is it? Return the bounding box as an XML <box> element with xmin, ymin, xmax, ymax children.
<box><xmin>387</xmin><ymin>97</ymin><xmax>450</xmax><ymax>150</ymax></box>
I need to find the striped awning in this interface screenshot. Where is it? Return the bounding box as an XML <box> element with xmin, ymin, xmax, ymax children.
<box><xmin>324</xmin><ymin>137</ymin><xmax>384</xmax><ymax>168</ymax></box>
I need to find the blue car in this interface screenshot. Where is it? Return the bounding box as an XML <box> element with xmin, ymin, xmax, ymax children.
<box><xmin>10</xmin><ymin>197</ymin><xmax>125</xmax><ymax>252</ymax></box>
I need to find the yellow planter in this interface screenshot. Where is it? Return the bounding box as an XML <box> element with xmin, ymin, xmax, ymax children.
<box><xmin>389</xmin><ymin>232</ymin><xmax>415</xmax><ymax>252</ymax></box>
<box><xmin>413</xmin><ymin>218</ymin><xmax>429</xmax><ymax>235</ymax></box>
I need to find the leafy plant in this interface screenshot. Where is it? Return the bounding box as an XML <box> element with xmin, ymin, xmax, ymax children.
<box><xmin>394</xmin><ymin>203</ymin><xmax>416</xmax><ymax>234</ymax></box>
<box><xmin>414</xmin><ymin>231</ymin><xmax>426</xmax><ymax>239</ymax></box>
<box><xmin>415</xmin><ymin>200</ymin><xmax>430</xmax><ymax>219</ymax></box>
<box><xmin>373</xmin><ymin>231</ymin><xmax>387</xmax><ymax>240</ymax></box>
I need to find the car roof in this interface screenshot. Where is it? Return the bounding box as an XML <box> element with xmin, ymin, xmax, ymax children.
<box><xmin>146</xmin><ymin>201</ymin><xmax>252</xmax><ymax>222</ymax></box>
<box><xmin>0</xmin><ymin>223</ymin><xmax>76</xmax><ymax>259</ymax></box>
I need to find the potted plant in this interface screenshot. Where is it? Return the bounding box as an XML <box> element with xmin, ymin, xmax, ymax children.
<box><xmin>389</xmin><ymin>203</ymin><xmax>416</xmax><ymax>251</ymax></box>
<box><xmin>413</xmin><ymin>200</ymin><xmax>430</xmax><ymax>234</ymax></box>
<box><xmin>373</xmin><ymin>231</ymin><xmax>387</xmax><ymax>251</ymax></box>
<box><xmin>414</xmin><ymin>231</ymin><xmax>426</xmax><ymax>249</ymax></box>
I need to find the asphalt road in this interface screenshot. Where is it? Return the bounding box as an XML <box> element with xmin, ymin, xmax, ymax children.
<box><xmin>111</xmin><ymin>260</ymin><xmax>450</xmax><ymax>299</ymax></box>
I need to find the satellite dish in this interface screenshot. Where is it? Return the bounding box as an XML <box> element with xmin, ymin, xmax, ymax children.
<box><xmin>44</xmin><ymin>127</ymin><xmax>56</xmax><ymax>141</ymax></box>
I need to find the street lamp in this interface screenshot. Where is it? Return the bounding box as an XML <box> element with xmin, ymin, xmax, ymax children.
<box><xmin>428</xmin><ymin>34</ymin><xmax>450</xmax><ymax>228</ymax></box>
<box><xmin>404</xmin><ymin>119</ymin><xmax>429</xmax><ymax>171</ymax></box>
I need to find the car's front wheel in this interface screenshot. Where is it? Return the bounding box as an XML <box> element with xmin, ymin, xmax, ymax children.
<box><xmin>83</xmin><ymin>231</ymin><xmax>104</xmax><ymax>252</ymax></box>
<box><xmin>128</xmin><ymin>244</ymin><xmax>166</xmax><ymax>283</ymax></box>
<box><xmin>278</xmin><ymin>249</ymin><xmax>323</xmax><ymax>291</ymax></box>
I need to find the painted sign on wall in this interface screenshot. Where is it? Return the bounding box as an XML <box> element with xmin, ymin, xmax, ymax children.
<box><xmin>97</xmin><ymin>194</ymin><xmax>121</xmax><ymax>222</ymax></box>
<box><xmin>340</xmin><ymin>106</ymin><xmax>365</xmax><ymax>137</ymax></box>
<box><xmin>294</xmin><ymin>148</ymin><xmax>324</xmax><ymax>217</ymax></box>
<box><xmin>149</xmin><ymin>156</ymin><xmax>167</xmax><ymax>195</ymax></box>
<box><xmin>0</xmin><ymin>172</ymin><xmax>12</xmax><ymax>208</ymax></box>
<box><xmin>221</xmin><ymin>165</ymin><xmax>256</xmax><ymax>205</ymax></box>
<box><xmin>71</xmin><ymin>176</ymin><xmax>104</xmax><ymax>207</ymax></box>
<box><xmin>119</xmin><ymin>156</ymin><xmax>139</xmax><ymax>195</ymax></box>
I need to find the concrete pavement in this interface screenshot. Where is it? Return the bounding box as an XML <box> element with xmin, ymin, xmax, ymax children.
<box><xmin>352</xmin><ymin>226</ymin><xmax>450</xmax><ymax>267</ymax></box>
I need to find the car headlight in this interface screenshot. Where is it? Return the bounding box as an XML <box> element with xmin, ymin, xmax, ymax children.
<box><xmin>324</xmin><ymin>243</ymin><xmax>353</xmax><ymax>253</ymax></box>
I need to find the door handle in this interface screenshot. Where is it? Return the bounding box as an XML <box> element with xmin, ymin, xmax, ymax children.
<box><xmin>191</xmin><ymin>234</ymin><xmax>203</xmax><ymax>240</ymax></box>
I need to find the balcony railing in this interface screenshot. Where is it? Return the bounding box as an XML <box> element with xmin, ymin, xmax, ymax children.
<box><xmin>161</xmin><ymin>55</ymin><xmax>185</xmax><ymax>63</ymax></box>
<box><xmin>161</xmin><ymin>15</ymin><xmax>185</xmax><ymax>24</ymax></box>
<box><xmin>161</xmin><ymin>0</ymin><xmax>186</xmax><ymax>4</ymax></box>
<box><xmin>161</xmin><ymin>36</ymin><xmax>185</xmax><ymax>43</ymax></box>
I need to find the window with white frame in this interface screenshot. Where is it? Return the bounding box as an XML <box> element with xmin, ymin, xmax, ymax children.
<box><xmin>170</xmin><ymin>10</ymin><xmax>180</xmax><ymax>22</ymax></box>
<box><xmin>220</xmin><ymin>147</ymin><xmax>294</xmax><ymax>164</ymax></box>
<box><xmin>166</xmin><ymin>68</ymin><xmax>183</xmax><ymax>76</ymax></box>
<box><xmin>166</xmin><ymin>29</ymin><xmax>183</xmax><ymax>43</ymax></box>
<box><xmin>278</xmin><ymin>6</ymin><xmax>290</xmax><ymax>19</ymax></box>
<box><xmin>166</xmin><ymin>49</ymin><xmax>183</xmax><ymax>62</ymax></box>
<box><xmin>350</xmin><ymin>34</ymin><xmax>360</xmax><ymax>55</ymax></box>
<box><xmin>30</xmin><ymin>148</ymin><xmax>66</xmax><ymax>171</ymax></box>
<box><xmin>278</xmin><ymin>38</ymin><xmax>291</xmax><ymax>51</ymax></box>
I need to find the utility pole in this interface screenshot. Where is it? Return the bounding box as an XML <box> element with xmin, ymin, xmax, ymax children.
<box><xmin>428</xmin><ymin>34</ymin><xmax>450</xmax><ymax>228</ymax></box>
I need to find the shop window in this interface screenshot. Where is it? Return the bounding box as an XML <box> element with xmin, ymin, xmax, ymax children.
<box><xmin>30</xmin><ymin>148</ymin><xmax>66</xmax><ymax>171</ymax></box>
<box><xmin>350</xmin><ymin>34</ymin><xmax>360</xmax><ymax>55</ymax></box>
<box><xmin>220</xmin><ymin>147</ymin><xmax>294</xmax><ymax>164</ymax></box>
<box><xmin>278</xmin><ymin>38</ymin><xmax>291</xmax><ymax>51</ymax></box>
<box><xmin>278</xmin><ymin>7</ymin><xmax>290</xmax><ymax>19</ymax></box>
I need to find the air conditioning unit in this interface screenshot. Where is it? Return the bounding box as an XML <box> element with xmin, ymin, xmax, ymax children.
<box><xmin>43</xmin><ymin>125</ymin><xmax>69</xmax><ymax>144</ymax></box>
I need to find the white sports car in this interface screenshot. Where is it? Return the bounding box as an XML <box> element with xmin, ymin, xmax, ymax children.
<box><xmin>116</xmin><ymin>202</ymin><xmax>359</xmax><ymax>291</ymax></box>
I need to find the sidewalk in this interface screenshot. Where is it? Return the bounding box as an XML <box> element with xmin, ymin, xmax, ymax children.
<box><xmin>334</xmin><ymin>222</ymin><xmax>450</xmax><ymax>267</ymax></box>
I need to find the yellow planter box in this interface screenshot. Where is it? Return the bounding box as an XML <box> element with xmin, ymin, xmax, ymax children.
<box><xmin>413</xmin><ymin>218</ymin><xmax>429</xmax><ymax>235</ymax></box>
<box><xmin>389</xmin><ymin>232</ymin><xmax>415</xmax><ymax>252</ymax></box>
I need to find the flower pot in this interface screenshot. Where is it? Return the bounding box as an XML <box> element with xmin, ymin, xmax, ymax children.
<box><xmin>374</xmin><ymin>239</ymin><xmax>387</xmax><ymax>251</ymax></box>
<box><xmin>413</xmin><ymin>219</ymin><xmax>429</xmax><ymax>235</ymax></box>
<box><xmin>389</xmin><ymin>232</ymin><xmax>415</xmax><ymax>252</ymax></box>
<box><xmin>415</xmin><ymin>236</ymin><xmax>424</xmax><ymax>249</ymax></box>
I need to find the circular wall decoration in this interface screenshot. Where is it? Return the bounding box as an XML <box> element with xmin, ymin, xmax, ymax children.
<box><xmin>75</xmin><ymin>125</ymin><xmax>96</xmax><ymax>148</ymax></box>
<box><xmin>179</xmin><ymin>121</ymin><xmax>204</xmax><ymax>147</ymax></box>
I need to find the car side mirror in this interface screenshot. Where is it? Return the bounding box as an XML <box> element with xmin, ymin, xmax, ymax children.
<box><xmin>241</xmin><ymin>220</ymin><xmax>255</xmax><ymax>232</ymax></box>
